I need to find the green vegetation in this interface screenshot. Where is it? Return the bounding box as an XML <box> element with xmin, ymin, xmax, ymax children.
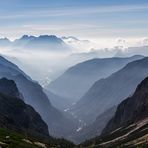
<box><xmin>0</xmin><ymin>128</ymin><xmax>75</xmax><ymax>148</ymax></box>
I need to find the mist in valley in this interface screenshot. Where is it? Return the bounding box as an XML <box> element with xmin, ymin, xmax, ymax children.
<box><xmin>0</xmin><ymin>36</ymin><xmax>148</xmax><ymax>88</ymax></box>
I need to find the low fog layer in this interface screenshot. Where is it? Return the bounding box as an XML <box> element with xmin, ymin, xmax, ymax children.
<box><xmin>0</xmin><ymin>35</ymin><xmax>148</xmax><ymax>87</ymax></box>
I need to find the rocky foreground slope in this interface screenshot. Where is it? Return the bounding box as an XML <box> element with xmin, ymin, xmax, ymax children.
<box><xmin>80</xmin><ymin>77</ymin><xmax>148</xmax><ymax>148</ymax></box>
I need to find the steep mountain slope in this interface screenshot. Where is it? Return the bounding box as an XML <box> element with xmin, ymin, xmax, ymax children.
<box><xmin>48</xmin><ymin>55</ymin><xmax>144</xmax><ymax>102</ymax></box>
<box><xmin>103</xmin><ymin>77</ymin><xmax>148</xmax><ymax>134</ymax></box>
<box><xmin>72</xmin><ymin>57</ymin><xmax>148</xmax><ymax>124</ymax></box>
<box><xmin>81</xmin><ymin>77</ymin><xmax>148</xmax><ymax>148</ymax></box>
<box><xmin>0</xmin><ymin>78</ymin><xmax>49</xmax><ymax>139</ymax></box>
<box><xmin>0</xmin><ymin>56</ymin><xmax>77</xmax><ymax>139</ymax></box>
<box><xmin>71</xmin><ymin>106</ymin><xmax>116</xmax><ymax>144</ymax></box>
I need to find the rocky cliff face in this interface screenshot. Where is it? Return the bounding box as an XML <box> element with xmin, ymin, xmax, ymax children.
<box><xmin>103</xmin><ymin>76</ymin><xmax>148</xmax><ymax>134</ymax></box>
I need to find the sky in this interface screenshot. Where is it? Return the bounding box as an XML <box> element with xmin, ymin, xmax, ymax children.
<box><xmin>0</xmin><ymin>0</ymin><xmax>148</xmax><ymax>47</ymax></box>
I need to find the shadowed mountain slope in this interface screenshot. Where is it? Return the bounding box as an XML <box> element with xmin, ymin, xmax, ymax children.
<box><xmin>0</xmin><ymin>78</ymin><xmax>49</xmax><ymax>139</ymax></box>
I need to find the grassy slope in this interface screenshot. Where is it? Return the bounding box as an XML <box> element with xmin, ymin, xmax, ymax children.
<box><xmin>0</xmin><ymin>128</ymin><xmax>75</xmax><ymax>148</ymax></box>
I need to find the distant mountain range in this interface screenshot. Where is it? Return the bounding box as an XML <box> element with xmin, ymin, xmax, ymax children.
<box><xmin>0</xmin><ymin>35</ymin><xmax>70</xmax><ymax>51</ymax></box>
<box><xmin>81</xmin><ymin>76</ymin><xmax>148</xmax><ymax>147</ymax></box>
<box><xmin>47</xmin><ymin>55</ymin><xmax>144</xmax><ymax>103</ymax></box>
<box><xmin>1</xmin><ymin>35</ymin><xmax>148</xmax><ymax>56</ymax></box>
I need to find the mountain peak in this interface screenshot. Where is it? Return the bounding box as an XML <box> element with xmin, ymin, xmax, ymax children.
<box><xmin>20</xmin><ymin>35</ymin><xmax>35</xmax><ymax>40</ymax></box>
<box><xmin>39</xmin><ymin>35</ymin><xmax>57</xmax><ymax>38</ymax></box>
<box><xmin>0</xmin><ymin>37</ymin><xmax>10</xmax><ymax>41</ymax></box>
<box><xmin>0</xmin><ymin>37</ymin><xmax>11</xmax><ymax>46</ymax></box>
<box><xmin>37</xmin><ymin>35</ymin><xmax>64</xmax><ymax>43</ymax></box>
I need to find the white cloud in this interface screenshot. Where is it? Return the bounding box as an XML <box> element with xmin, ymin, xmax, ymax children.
<box><xmin>142</xmin><ymin>38</ymin><xmax>148</xmax><ymax>46</ymax></box>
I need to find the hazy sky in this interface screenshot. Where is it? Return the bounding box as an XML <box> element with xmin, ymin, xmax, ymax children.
<box><xmin>0</xmin><ymin>0</ymin><xmax>148</xmax><ymax>42</ymax></box>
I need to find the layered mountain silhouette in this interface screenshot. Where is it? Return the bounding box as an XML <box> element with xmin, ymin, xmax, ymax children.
<box><xmin>1</xmin><ymin>33</ymin><xmax>148</xmax><ymax>147</ymax></box>
<box><xmin>0</xmin><ymin>35</ymin><xmax>70</xmax><ymax>51</ymax></box>
<box><xmin>72</xmin><ymin>57</ymin><xmax>148</xmax><ymax>125</ymax></box>
<box><xmin>81</xmin><ymin>77</ymin><xmax>148</xmax><ymax>147</ymax></box>
<box><xmin>0</xmin><ymin>78</ymin><xmax>49</xmax><ymax>139</ymax></box>
<box><xmin>48</xmin><ymin>55</ymin><xmax>144</xmax><ymax>102</ymax></box>
<box><xmin>0</xmin><ymin>56</ymin><xmax>77</xmax><ymax>138</ymax></box>
<box><xmin>14</xmin><ymin>35</ymin><xmax>69</xmax><ymax>51</ymax></box>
